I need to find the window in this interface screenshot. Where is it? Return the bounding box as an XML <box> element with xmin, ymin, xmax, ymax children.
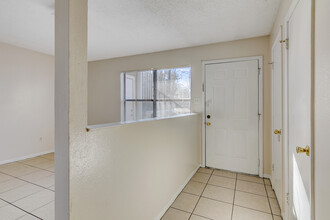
<box><xmin>121</xmin><ymin>67</ymin><xmax>191</xmax><ymax>121</ymax></box>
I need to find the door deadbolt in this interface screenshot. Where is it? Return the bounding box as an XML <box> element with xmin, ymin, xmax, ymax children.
<box><xmin>207</xmin><ymin>115</ymin><xmax>211</xmax><ymax>119</ymax></box>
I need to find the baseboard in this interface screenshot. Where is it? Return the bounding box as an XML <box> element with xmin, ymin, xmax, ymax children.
<box><xmin>0</xmin><ymin>150</ymin><xmax>54</xmax><ymax>165</ymax></box>
<box><xmin>154</xmin><ymin>164</ymin><xmax>201</xmax><ymax>220</ymax></box>
<box><xmin>262</xmin><ymin>174</ymin><xmax>271</xmax><ymax>179</ymax></box>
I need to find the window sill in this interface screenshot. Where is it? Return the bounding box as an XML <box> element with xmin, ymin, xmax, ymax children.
<box><xmin>86</xmin><ymin>113</ymin><xmax>199</xmax><ymax>132</ymax></box>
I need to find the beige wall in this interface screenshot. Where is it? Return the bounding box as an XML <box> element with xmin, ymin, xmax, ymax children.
<box><xmin>88</xmin><ymin>36</ymin><xmax>272</xmax><ymax>175</ymax></box>
<box><xmin>314</xmin><ymin>0</ymin><xmax>330</xmax><ymax>219</ymax></box>
<box><xmin>0</xmin><ymin>42</ymin><xmax>54</xmax><ymax>164</ymax></box>
<box><xmin>71</xmin><ymin>114</ymin><xmax>201</xmax><ymax>219</ymax></box>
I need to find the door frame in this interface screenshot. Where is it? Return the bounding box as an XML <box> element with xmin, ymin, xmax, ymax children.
<box><xmin>201</xmin><ymin>56</ymin><xmax>264</xmax><ymax>177</ymax></box>
<box><xmin>271</xmin><ymin>28</ymin><xmax>283</xmax><ymax>211</ymax></box>
<box><xmin>283</xmin><ymin>0</ymin><xmax>315</xmax><ymax>219</ymax></box>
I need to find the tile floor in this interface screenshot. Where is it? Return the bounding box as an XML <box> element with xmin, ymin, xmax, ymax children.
<box><xmin>0</xmin><ymin>153</ymin><xmax>54</xmax><ymax>220</ymax></box>
<box><xmin>162</xmin><ymin>167</ymin><xmax>282</xmax><ymax>220</ymax></box>
<box><xmin>0</xmin><ymin>155</ymin><xmax>282</xmax><ymax>220</ymax></box>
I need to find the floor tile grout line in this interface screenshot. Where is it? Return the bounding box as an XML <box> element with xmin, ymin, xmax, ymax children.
<box><xmin>16</xmin><ymin>161</ymin><xmax>54</xmax><ymax>173</ymax></box>
<box><xmin>191</xmin><ymin>213</ymin><xmax>213</xmax><ymax>220</ymax></box>
<box><xmin>205</xmin><ymin>182</ymin><xmax>267</xmax><ymax>197</ymax></box>
<box><xmin>230</xmin><ymin>173</ymin><xmax>237</xmax><ymax>220</ymax></box>
<box><xmin>0</xmin><ymin>198</ymin><xmax>43</xmax><ymax>220</ymax></box>
<box><xmin>191</xmin><ymin>171</ymin><xmax>276</xmax><ymax>217</ymax></box>
<box><xmin>1</xmin><ymin>159</ymin><xmax>54</xmax><ymax>174</ymax></box>
<box><xmin>28</xmin><ymin>200</ymin><xmax>54</xmax><ymax>215</ymax></box>
<box><xmin>234</xmin><ymin>188</ymin><xmax>268</xmax><ymax>197</ymax></box>
<box><xmin>170</xmin><ymin>199</ymin><xmax>275</xmax><ymax>217</ymax></box>
<box><xmin>169</xmin><ymin>206</ymin><xmax>192</xmax><ymax>215</ymax></box>
<box><xmin>0</xmin><ymin>170</ymin><xmax>55</xmax><ymax>193</ymax></box>
<box><xmin>18</xmin><ymin>159</ymin><xmax>53</xmax><ymax>166</ymax></box>
<box><xmin>211</xmin><ymin>174</ymin><xmax>236</xmax><ymax>179</ymax></box>
<box><xmin>37</xmin><ymin>155</ymin><xmax>54</xmax><ymax>161</ymax></box>
<box><xmin>162</xmin><ymin>168</ymin><xmax>212</xmax><ymax>219</ymax></box>
<box><xmin>170</xmin><ymin>207</ymin><xmax>214</xmax><ymax>220</ymax></box>
<box><xmin>0</xmin><ymin>171</ymin><xmax>54</xmax><ymax>192</ymax></box>
<box><xmin>0</xmin><ymin>164</ymin><xmax>53</xmax><ymax>180</ymax></box>
<box><xmin>264</xmin><ymin>181</ymin><xmax>275</xmax><ymax>220</ymax></box>
<box><xmin>199</xmin><ymin>195</ymin><xmax>234</xmax><ymax>206</ymax></box>
<box><xmin>161</xmin><ymin>168</ymin><xmax>279</xmax><ymax>219</ymax></box>
<box><xmin>236</xmin><ymin>178</ymin><xmax>265</xmax><ymax>185</ymax></box>
<box><xmin>188</xmin><ymin>168</ymin><xmax>214</xmax><ymax>220</ymax></box>
<box><xmin>1</xmin><ymin>186</ymin><xmax>45</xmax><ymax>204</ymax></box>
<box><xmin>203</xmin><ymin>182</ymin><xmax>235</xmax><ymax>190</ymax></box>
<box><xmin>234</xmin><ymin>204</ymin><xmax>273</xmax><ymax>215</ymax></box>
<box><xmin>202</xmin><ymin>172</ymin><xmax>236</xmax><ymax>180</ymax></box>
<box><xmin>182</xmin><ymin>191</ymin><xmax>237</xmax><ymax>206</ymax></box>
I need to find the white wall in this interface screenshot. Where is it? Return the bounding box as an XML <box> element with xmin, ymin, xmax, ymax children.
<box><xmin>0</xmin><ymin>42</ymin><xmax>54</xmax><ymax>164</ymax></box>
<box><xmin>314</xmin><ymin>0</ymin><xmax>330</xmax><ymax>219</ymax></box>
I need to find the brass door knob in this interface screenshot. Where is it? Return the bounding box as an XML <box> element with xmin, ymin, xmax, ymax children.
<box><xmin>296</xmin><ymin>146</ymin><xmax>310</xmax><ymax>156</ymax></box>
<box><xmin>274</xmin><ymin>129</ymin><xmax>281</xmax><ymax>134</ymax></box>
<box><xmin>206</xmin><ymin>122</ymin><xmax>211</xmax><ymax>126</ymax></box>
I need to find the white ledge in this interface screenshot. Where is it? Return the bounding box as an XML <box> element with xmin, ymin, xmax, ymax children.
<box><xmin>86</xmin><ymin>113</ymin><xmax>200</xmax><ymax>131</ymax></box>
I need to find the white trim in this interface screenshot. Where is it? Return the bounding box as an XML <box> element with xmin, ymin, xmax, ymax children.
<box><xmin>120</xmin><ymin>73</ymin><xmax>125</xmax><ymax>122</ymax></box>
<box><xmin>0</xmin><ymin>150</ymin><xmax>54</xmax><ymax>165</ymax></box>
<box><xmin>154</xmin><ymin>165</ymin><xmax>200</xmax><ymax>220</ymax></box>
<box><xmin>282</xmin><ymin>3</ymin><xmax>303</xmax><ymax>220</ymax></box>
<box><xmin>202</xmin><ymin>56</ymin><xmax>264</xmax><ymax>177</ymax></box>
<box><xmin>271</xmin><ymin>28</ymin><xmax>283</xmax><ymax>204</ymax></box>
<box><xmin>283</xmin><ymin>1</ymin><xmax>314</xmax><ymax>220</ymax></box>
<box><xmin>283</xmin><ymin>18</ymin><xmax>290</xmax><ymax>220</ymax></box>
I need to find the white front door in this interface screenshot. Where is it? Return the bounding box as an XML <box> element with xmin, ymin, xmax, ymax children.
<box><xmin>205</xmin><ymin>59</ymin><xmax>260</xmax><ymax>175</ymax></box>
<box><xmin>287</xmin><ymin>0</ymin><xmax>312</xmax><ymax>219</ymax></box>
<box><xmin>272</xmin><ymin>31</ymin><xmax>283</xmax><ymax>209</ymax></box>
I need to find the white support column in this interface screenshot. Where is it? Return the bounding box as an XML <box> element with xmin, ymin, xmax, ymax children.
<box><xmin>314</xmin><ymin>1</ymin><xmax>330</xmax><ymax>219</ymax></box>
<box><xmin>55</xmin><ymin>0</ymin><xmax>88</xmax><ymax>219</ymax></box>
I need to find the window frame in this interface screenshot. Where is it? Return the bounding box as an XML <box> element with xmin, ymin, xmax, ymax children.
<box><xmin>121</xmin><ymin>67</ymin><xmax>191</xmax><ymax>121</ymax></box>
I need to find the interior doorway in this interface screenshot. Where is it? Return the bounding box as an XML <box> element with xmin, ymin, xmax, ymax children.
<box><xmin>285</xmin><ymin>0</ymin><xmax>313</xmax><ymax>219</ymax></box>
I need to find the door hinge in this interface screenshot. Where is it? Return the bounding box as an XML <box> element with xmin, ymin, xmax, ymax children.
<box><xmin>258</xmin><ymin>159</ymin><xmax>260</xmax><ymax>167</ymax></box>
<box><xmin>202</xmin><ymin>83</ymin><xmax>205</xmax><ymax>92</ymax></box>
<box><xmin>286</xmin><ymin>192</ymin><xmax>290</xmax><ymax>204</ymax></box>
<box><xmin>280</xmin><ymin>38</ymin><xmax>289</xmax><ymax>49</ymax></box>
<box><xmin>258</xmin><ymin>68</ymin><xmax>261</xmax><ymax>75</ymax></box>
<box><xmin>258</xmin><ymin>113</ymin><xmax>262</xmax><ymax>120</ymax></box>
<box><xmin>272</xmin><ymin>163</ymin><xmax>274</xmax><ymax>171</ymax></box>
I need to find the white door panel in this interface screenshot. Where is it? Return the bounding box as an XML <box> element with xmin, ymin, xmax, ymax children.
<box><xmin>205</xmin><ymin>60</ymin><xmax>259</xmax><ymax>175</ymax></box>
<box><xmin>272</xmin><ymin>31</ymin><xmax>283</xmax><ymax>209</ymax></box>
<box><xmin>287</xmin><ymin>0</ymin><xmax>312</xmax><ymax>219</ymax></box>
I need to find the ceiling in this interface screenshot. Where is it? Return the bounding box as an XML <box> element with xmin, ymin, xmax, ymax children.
<box><xmin>0</xmin><ymin>0</ymin><xmax>281</xmax><ymax>61</ymax></box>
